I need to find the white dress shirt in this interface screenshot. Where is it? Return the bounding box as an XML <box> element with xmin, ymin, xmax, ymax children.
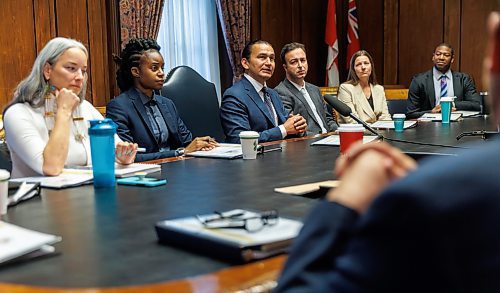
<box><xmin>289</xmin><ymin>80</ymin><xmax>327</xmax><ymax>133</ymax></box>
<box><xmin>433</xmin><ymin>67</ymin><xmax>454</xmax><ymax>106</ymax></box>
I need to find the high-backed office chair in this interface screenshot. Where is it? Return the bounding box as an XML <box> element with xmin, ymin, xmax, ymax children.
<box><xmin>160</xmin><ymin>66</ymin><xmax>225</xmax><ymax>142</ymax></box>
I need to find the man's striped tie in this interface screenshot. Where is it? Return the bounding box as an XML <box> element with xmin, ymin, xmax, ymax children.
<box><xmin>262</xmin><ymin>87</ymin><xmax>278</xmax><ymax>126</ymax></box>
<box><xmin>440</xmin><ymin>75</ymin><xmax>448</xmax><ymax>98</ymax></box>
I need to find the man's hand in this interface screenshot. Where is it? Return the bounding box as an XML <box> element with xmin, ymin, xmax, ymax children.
<box><xmin>185</xmin><ymin>136</ymin><xmax>218</xmax><ymax>153</ymax></box>
<box><xmin>284</xmin><ymin>114</ymin><xmax>307</xmax><ymax>135</ymax></box>
<box><xmin>431</xmin><ymin>104</ymin><xmax>456</xmax><ymax>113</ymax></box>
<box><xmin>327</xmin><ymin>141</ymin><xmax>417</xmax><ymax>214</ymax></box>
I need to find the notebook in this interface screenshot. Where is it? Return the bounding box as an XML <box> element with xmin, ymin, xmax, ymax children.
<box><xmin>155</xmin><ymin>209</ymin><xmax>303</xmax><ymax>262</ymax></box>
<box><xmin>370</xmin><ymin>120</ymin><xmax>417</xmax><ymax>129</ymax></box>
<box><xmin>186</xmin><ymin>143</ymin><xmax>243</xmax><ymax>159</ymax></box>
<box><xmin>418</xmin><ymin>113</ymin><xmax>462</xmax><ymax>121</ymax></box>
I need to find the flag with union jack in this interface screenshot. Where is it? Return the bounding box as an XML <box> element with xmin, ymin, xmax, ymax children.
<box><xmin>325</xmin><ymin>0</ymin><xmax>339</xmax><ymax>86</ymax></box>
<box><xmin>346</xmin><ymin>0</ymin><xmax>360</xmax><ymax>68</ymax></box>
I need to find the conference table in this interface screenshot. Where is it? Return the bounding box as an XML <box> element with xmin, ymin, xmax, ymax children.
<box><xmin>0</xmin><ymin>115</ymin><xmax>497</xmax><ymax>292</ymax></box>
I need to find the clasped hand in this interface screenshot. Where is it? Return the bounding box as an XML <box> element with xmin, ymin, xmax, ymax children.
<box><xmin>327</xmin><ymin>141</ymin><xmax>417</xmax><ymax>214</ymax></box>
<box><xmin>284</xmin><ymin>114</ymin><xmax>307</xmax><ymax>135</ymax></box>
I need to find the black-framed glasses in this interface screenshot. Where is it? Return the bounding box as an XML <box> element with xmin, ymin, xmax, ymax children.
<box><xmin>197</xmin><ymin>210</ymin><xmax>279</xmax><ymax>232</ymax></box>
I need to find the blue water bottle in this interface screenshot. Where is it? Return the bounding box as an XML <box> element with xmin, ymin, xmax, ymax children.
<box><xmin>88</xmin><ymin>118</ymin><xmax>117</xmax><ymax>188</ymax></box>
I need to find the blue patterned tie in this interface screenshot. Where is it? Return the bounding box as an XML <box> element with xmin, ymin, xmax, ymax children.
<box><xmin>262</xmin><ymin>87</ymin><xmax>278</xmax><ymax>126</ymax></box>
<box><xmin>440</xmin><ymin>75</ymin><xmax>448</xmax><ymax>98</ymax></box>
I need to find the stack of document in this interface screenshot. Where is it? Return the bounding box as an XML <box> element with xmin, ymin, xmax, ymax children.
<box><xmin>10</xmin><ymin>163</ymin><xmax>161</xmax><ymax>189</ymax></box>
<box><xmin>0</xmin><ymin>221</ymin><xmax>61</xmax><ymax>265</ymax></box>
<box><xmin>186</xmin><ymin>143</ymin><xmax>243</xmax><ymax>159</ymax></box>
<box><xmin>155</xmin><ymin>209</ymin><xmax>303</xmax><ymax>262</ymax></box>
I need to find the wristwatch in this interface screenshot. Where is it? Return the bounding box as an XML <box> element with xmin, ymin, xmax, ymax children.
<box><xmin>175</xmin><ymin>147</ymin><xmax>185</xmax><ymax>157</ymax></box>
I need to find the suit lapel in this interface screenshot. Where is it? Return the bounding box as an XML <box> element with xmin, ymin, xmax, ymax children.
<box><xmin>242</xmin><ymin>77</ymin><xmax>277</xmax><ymax>126</ymax></box>
<box><xmin>155</xmin><ymin>95</ymin><xmax>177</xmax><ymax>140</ymax></box>
<box><xmin>452</xmin><ymin>71</ymin><xmax>463</xmax><ymax>97</ymax></box>
<box><xmin>129</xmin><ymin>89</ymin><xmax>158</xmax><ymax>145</ymax></box>
<box><xmin>284</xmin><ymin>80</ymin><xmax>320</xmax><ymax>126</ymax></box>
<box><xmin>355</xmin><ymin>84</ymin><xmax>376</xmax><ymax>120</ymax></box>
<box><xmin>426</xmin><ymin>70</ymin><xmax>436</xmax><ymax>106</ymax></box>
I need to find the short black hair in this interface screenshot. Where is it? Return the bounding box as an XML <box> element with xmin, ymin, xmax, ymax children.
<box><xmin>280</xmin><ymin>42</ymin><xmax>306</xmax><ymax>64</ymax></box>
<box><xmin>114</xmin><ymin>38</ymin><xmax>161</xmax><ymax>92</ymax></box>
<box><xmin>241</xmin><ymin>40</ymin><xmax>272</xmax><ymax>61</ymax></box>
<box><xmin>434</xmin><ymin>43</ymin><xmax>455</xmax><ymax>57</ymax></box>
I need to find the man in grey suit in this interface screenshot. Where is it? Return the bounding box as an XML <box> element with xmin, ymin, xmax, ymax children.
<box><xmin>406</xmin><ymin>43</ymin><xmax>481</xmax><ymax>119</ymax></box>
<box><xmin>275</xmin><ymin>42</ymin><xmax>337</xmax><ymax>135</ymax></box>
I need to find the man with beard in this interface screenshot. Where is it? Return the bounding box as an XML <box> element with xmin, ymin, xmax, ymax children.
<box><xmin>275</xmin><ymin>42</ymin><xmax>337</xmax><ymax>135</ymax></box>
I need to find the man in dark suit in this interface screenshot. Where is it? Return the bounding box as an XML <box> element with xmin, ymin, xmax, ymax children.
<box><xmin>276</xmin><ymin>12</ymin><xmax>500</xmax><ymax>292</ymax></box>
<box><xmin>275</xmin><ymin>42</ymin><xmax>337</xmax><ymax>135</ymax></box>
<box><xmin>406</xmin><ymin>43</ymin><xmax>481</xmax><ymax>119</ymax></box>
<box><xmin>220</xmin><ymin>40</ymin><xmax>307</xmax><ymax>143</ymax></box>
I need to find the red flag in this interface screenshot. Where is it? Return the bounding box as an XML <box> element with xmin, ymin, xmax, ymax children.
<box><xmin>346</xmin><ymin>0</ymin><xmax>360</xmax><ymax>68</ymax></box>
<box><xmin>325</xmin><ymin>0</ymin><xmax>339</xmax><ymax>87</ymax></box>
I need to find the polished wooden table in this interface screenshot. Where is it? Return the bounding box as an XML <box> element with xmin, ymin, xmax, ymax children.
<box><xmin>0</xmin><ymin>116</ymin><xmax>497</xmax><ymax>292</ymax></box>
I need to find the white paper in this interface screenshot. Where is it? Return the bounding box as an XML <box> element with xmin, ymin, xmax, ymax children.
<box><xmin>0</xmin><ymin>221</ymin><xmax>61</xmax><ymax>263</ymax></box>
<box><xmin>160</xmin><ymin>209</ymin><xmax>303</xmax><ymax>247</ymax></box>
<box><xmin>370</xmin><ymin>120</ymin><xmax>417</xmax><ymax>129</ymax></box>
<box><xmin>10</xmin><ymin>173</ymin><xmax>93</xmax><ymax>189</ymax></box>
<box><xmin>311</xmin><ymin>135</ymin><xmax>379</xmax><ymax>146</ymax></box>
<box><xmin>419</xmin><ymin>113</ymin><xmax>462</xmax><ymax>121</ymax></box>
<box><xmin>454</xmin><ymin>110</ymin><xmax>481</xmax><ymax>117</ymax></box>
<box><xmin>187</xmin><ymin>143</ymin><xmax>243</xmax><ymax>159</ymax></box>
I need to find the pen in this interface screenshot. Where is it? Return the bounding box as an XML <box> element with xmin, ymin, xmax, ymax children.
<box><xmin>137</xmin><ymin>147</ymin><xmax>146</xmax><ymax>152</ymax></box>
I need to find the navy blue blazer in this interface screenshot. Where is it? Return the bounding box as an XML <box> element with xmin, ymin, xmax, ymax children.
<box><xmin>220</xmin><ymin>77</ymin><xmax>288</xmax><ymax>143</ymax></box>
<box><xmin>407</xmin><ymin>69</ymin><xmax>481</xmax><ymax>119</ymax></box>
<box><xmin>277</xmin><ymin>139</ymin><xmax>500</xmax><ymax>292</ymax></box>
<box><xmin>106</xmin><ymin>88</ymin><xmax>192</xmax><ymax>162</ymax></box>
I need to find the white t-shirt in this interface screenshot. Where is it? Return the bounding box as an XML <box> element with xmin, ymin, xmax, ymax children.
<box><xmin>4</xmin><ymin>100</ymin><xmax>105</xmax><ymax>178</ymax></box>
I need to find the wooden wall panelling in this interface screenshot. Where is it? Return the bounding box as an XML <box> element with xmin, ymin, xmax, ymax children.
<box><xmin>88</xmin><ymin>0</ymin><xmax>111</xmax><ymax>106</ymax></box>
<box><xmin>0</xmin><ymin>0</ymin><xmax>36</xmax><ymax>110</ymax></box>
<box><xmin>357</xmin><ymin>0</ymin><xmax>384</xmax><ymax>84</ymax></box>
<box><xmin>259</xmin><ymin>0</ymin><xmax>296</xmax><ymax>87</ymax></box>
<box><xmin>398</xmin><ymin>0</ymin><xmax>444</xmax><ymax>87</ymax></box>
<box><xmin>460</xmin><ymin>0</ymin><xmax>497</xmax><ymax>91</ymax></box>
<box><xmin>34</xmin><ymin>0</ymin><xmax>56</xmax><ymax>53</ymax></box>
<box><xmin>107</xmin><ymin>0</ymin><xmax>122</xmax><ymax>98</ymax></box>
<box><xmin>444</xmin><ymin>0</ymin><xmax>461</xmax><ymax>69</ymax></box>
<box><xmin>55</xmin><ymin>0</ymin><xmax>93</xmax><ymax>104</ymax></box>
<box><xmin>383</xmin><ymin>0</ymin><xmax>399</xmax><ymax>85</ymax></box>
<box><xmin>298</xmin><ymin>0</ymin><xmax>328</xmax><ymax>87</ymax></box>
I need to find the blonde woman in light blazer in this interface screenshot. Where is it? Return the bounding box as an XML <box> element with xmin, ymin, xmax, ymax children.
<box><xmin>337</xmin><ymin>50</ymin><xmax>391</xmax><ymax>124</ymax></box>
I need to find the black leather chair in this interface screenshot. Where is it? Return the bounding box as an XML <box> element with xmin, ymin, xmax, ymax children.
<box><xmin>387</xmin><ymin>99</ymin><xmax>408</xmax><ymax>115</ymax></box>
<box><xmin>160</xmin><ymin>66</ymin><xmax>225</xmax><ymax>142</ymax></box>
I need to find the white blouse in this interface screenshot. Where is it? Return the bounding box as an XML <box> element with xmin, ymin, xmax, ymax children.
<box><xmin>4</xmin><ymin>101</ymin><xmax>104</xmax><ymax>178</ymax></box>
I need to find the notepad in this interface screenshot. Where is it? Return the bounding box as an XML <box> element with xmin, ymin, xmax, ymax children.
<box><xmin>419</xmin><ymin>113</ymin><xmax>462</xmax><ymax>121</ymax></box>
<box><xmin>0</xmin><ymin>221</ymin><xmax>61</xmax><ymax>264</ymax></box>
<box><xmin>370</xmin><ymin>120</ymin><xmax>417</xmax><ymax>129</ymax></box>
<box><xmin>155</xmin><ymin>209</ymin><xmax>303</xmax><ymax>262</ymax></box>
<box><xmin>274</xmin><ymin>180</ymin><xmax>340</xmax><ymax>195</ymax></box>
<box><xmin>186</xmin><ymin>143</ymin><xmax>243</xmax><ymax>159</ymax></box>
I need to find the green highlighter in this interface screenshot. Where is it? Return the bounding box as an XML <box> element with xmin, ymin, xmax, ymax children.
<box><xmin>117</xmin><ymin>172</ymin><xmax>167</xmax><ymax>187</ymax></box>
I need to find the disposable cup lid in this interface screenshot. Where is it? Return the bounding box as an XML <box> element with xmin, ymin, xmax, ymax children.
<box><xmin>440</xmin><ymin>96</ymin><xmax>455</xmax><ymax>102</ymax></box>
<box><xmin>337</xmin><ymin>124</ymin><xmax>364</xmax><ymax>132</ymax></box>
<box><xmin>239</xmin><ymin>131</ymin><xmax>259</xmax><ymax>138</ymax></box>
<box><xmin>0</xmin><ymin>169</ymin><xmax>10</xmax><ymax>181</ymax></box>
<box><xmin>393</xmin><ymin>114</ymin><xmax>406</xmax><ymax>119</ymax></box>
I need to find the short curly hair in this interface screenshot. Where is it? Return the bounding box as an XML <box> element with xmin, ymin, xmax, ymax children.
<box><xmin>114</xmin><ymin>38</ymin><xmax>161</xmax><ymax>92</ymax></box>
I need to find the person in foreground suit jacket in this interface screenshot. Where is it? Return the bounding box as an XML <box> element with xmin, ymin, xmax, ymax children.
<box><xmin>220</xmin><ymin>40</ymin><xmax>307</xmax><ymax>143</ymax></box>
<box><xmin>406</xmin><ymin>43</ymin><xmax>481</xmax><ymax>119</ymax></box>
<box><xmin>276</xmin><ymin>11</ymin><xmax>500</xmax><ymax>292</ymax></box>
<box><xmin>274</xmin><ymin>42</ymin><xmax>337</xmax><ymax>135</ymax></box>
<box><xmin>106</xmin><ymin>38</ymin><xmax>217</xmax><ymax>162</ymax></box>
<box><xmin>337</xmin><ymin>50</ymin><xmax>392</xmax><ymax>123</ymax></box>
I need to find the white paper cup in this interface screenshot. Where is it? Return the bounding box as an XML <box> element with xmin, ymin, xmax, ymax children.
<box><xmin>0</xmin><ymin>169</ymin><xmax>10</xmax><ymax>215</ymax></box>
<box><xmin>239</xmin><ymin>131</ymin><xmax>259</xmax><ymax>160</ymax></box>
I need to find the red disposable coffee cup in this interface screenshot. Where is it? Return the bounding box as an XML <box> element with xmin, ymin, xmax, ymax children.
<box><xmin>338</xmin><ymin>124</ymin><xmax>364</xmax><ymax>153</ymax></box>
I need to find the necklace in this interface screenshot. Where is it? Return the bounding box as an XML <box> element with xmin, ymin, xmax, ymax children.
<box><xmin>43</xmin><ymin>85</ymin><xmax>87</xmax><ymax>142</ymax></box>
